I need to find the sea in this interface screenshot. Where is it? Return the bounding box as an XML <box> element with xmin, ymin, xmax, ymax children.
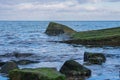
<box><xmin>0</xmin><ymin>21</ymin><xmax>120</xmax><ymax>80</ymax></box>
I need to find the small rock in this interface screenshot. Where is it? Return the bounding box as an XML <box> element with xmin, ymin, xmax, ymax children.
<box><xmin>0</xmin><ymin>52</ymin><xmax>33</xmax><ymax>58</ymax></box>
<box><xmin>84</xmin><ymin>52</ymin><xmax>106</xmax><ymax>65</ymax></box>
<box><xmin>0</xmin><ymin>62</ymin><xmax>6</xmax><ymax>67</ymax></box>
<box><xmin>1</xmin><ymin>61</ymin><xmax>19</xmax><ymax>74</ymax></box>
<box><xmin>16</xmin><ymin>60</ymin><xmax>39</xmax><ymax>65</ymax></box>
<box><xmin>13</xmin><ymin>52</ymin><xmax>33</xmax><ymax>58</ymax></box>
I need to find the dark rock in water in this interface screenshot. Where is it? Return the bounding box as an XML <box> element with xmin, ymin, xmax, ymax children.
<box><xmin>84</xmin><ymin>52</ymin><xmax>106</xmax><ymax>65</ymax></box>
<box><xmin>16</xmin><ymin>60</ymin><xmax>39</xmax><ymax>65</ymax></box>
<box><xmin>45</xmin><ymin>22</ymin><xmax>76</xmax><ymax>36</ymax></box>
<box><xmin>1</xmin><ymin>61</ymin><xmax>19</xmax><ymax>74</ymax></box>
<box><xmin>0</xmin><ymin>62</ymin><xmax>6</xmax><ymax>67</ymax></box>
<box><xmin>0</xmin><ymin>52</ymin><xmax>33</xmax><ymax>58</ymax></box>
<box><xmin>13</xmin><ymin>52</ymin><xmax>33</xmax><ymax>58</ymax></box>
<box><xmin>9</xmin><ymin>68</ymin><xmax>66</xmax><ymax>80</ymax></box>
<box><xmin>60</xmin><ymin>60</ymin><xmax>91</xmax><ymax>79</ymax></box>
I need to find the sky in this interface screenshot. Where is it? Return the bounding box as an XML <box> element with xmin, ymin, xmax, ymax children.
<box><xmin>0</xmin><ymin>0</ymin><xmax>120</xmax><ymax>21</ymax></box>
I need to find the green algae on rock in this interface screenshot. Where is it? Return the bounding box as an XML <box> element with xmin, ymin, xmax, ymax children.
<box><xmin>84</xmin><ymin>52</ymin><xmax>106</xmax><ymax>65</ymax></box>
<box><xmin>45</xmin><ymin>22</ymin><xmax>76</xmax><ymax>36</ymax></box>
<box><xmin>9</xmin><ymin>68</ymin><xmax>66</xmax><ymax>80</ymax></box>
<box><xmin>63</xmin><ymin>27</ymin><xmax>120</xmax><ymax>46</ymax></box>
<box><xmin>60</xmin><ymin>60</ymin><xmax>91</xmax><ymax>79</ymax></box>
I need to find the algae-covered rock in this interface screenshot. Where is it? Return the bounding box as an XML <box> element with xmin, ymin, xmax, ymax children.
<box><xmin>45</xmin><ymin>22</ymin><xmax>76</xmax><ymax>36</ymax></box>
<box><xmin>1</xmin><ymin>61</ymin><xmax>19</xmax><ymax>74</ymax></box>
<box><xmin>60</xmin><ymin>60</ymin><xmax>91</xmax><ymax>79</ymax></box>
<box><xmin>84</xmin><ymin>52</ymin><xmax>106</xmax><ymax>65</ymax></box>
<box><xmin>63</xmin><ymin>27</ymin><xmax>120</xmax><ymax>46</ymax></box>
<box><xmin>9</xmin><ymin>68</ymin><xmax>66</xmax><ymax>80</ymax></box>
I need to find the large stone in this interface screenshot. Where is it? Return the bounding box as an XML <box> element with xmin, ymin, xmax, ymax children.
<box><xmin>45</xmin><ymin>22</ymin><xmax>76</xmax><ymax>36</ymax></box>
<box><xmin>62</xmin><ymin>27</ymin><xmax>120</xmax><ymax>46</ymax></box>
<box><xmin>60</xmin><ymin>60</ymin><xmax>91</xmax><ymax>79</ymax></box>
<box><xmin>1</xmin><ymin>61</ymin><xmax>19</xmax><ymax>74</ymax></box>
<box><xmin>9</xmin><ymin>68</ymin><xmax>66</xmax><ymax>80</ymax></box>
<box><xmin>84</xmin><ymin>52</ymin><xmax>106</xmax><ymax>65</ymax></box>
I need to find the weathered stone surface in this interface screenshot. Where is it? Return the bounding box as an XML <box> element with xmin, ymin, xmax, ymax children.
<box><xmin>1</xmin><ymin>61</ymin><xmax>19</xmax><ymax>74</ymax></box>
<box><xmin>45</xmin><ymin>22</ymin><xmax>76</xmax><ymax>36</ymax></box>
<box><xmin>84</xmin><ymin>52</ymin><xmax>106</xmax><ymax>65</ymax></box>
<box><xmin>60</xmin><ymin>60</ymin><xmax>91</xmax><ymax>79</ymax></box>
<box><xmin>9</xmin><ymin>68</ymin><xmax>66</xmax><ymax>80</ymax></box>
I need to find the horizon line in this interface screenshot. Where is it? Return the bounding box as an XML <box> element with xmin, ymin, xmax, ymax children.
<box><xmin>0</xmin><ymin>20</ymin><xmax>120</xmax><ymax>22</ymax></box>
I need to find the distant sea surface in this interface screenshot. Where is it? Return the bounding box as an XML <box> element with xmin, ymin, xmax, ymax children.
<box><xmin>0</xmin><ymin>21</ymin><xmax>120</xmax><ymax>80</ymax></box>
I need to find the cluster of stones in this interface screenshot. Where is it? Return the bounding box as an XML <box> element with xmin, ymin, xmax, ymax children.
<box><xmin>0</xmin><ymin>22</ymin><xmax>107</xmax><ymax>80</ymax></box>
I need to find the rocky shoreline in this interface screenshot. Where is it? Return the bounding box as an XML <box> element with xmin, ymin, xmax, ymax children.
<box><xmin>46</xmin><ymin>22</ymin><xmax>120</xmax><ymax>46</ymax></box>
<box><xmin>0</xmin><ymin>22</ymin><xmax>119</xmax><ymax>80</ymax></box>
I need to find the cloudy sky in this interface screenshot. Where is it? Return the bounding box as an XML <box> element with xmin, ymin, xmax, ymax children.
<box><xmin>0</xmin><ymin>0</ymin><xmax>120</xmax><ymax>21</ymax></box>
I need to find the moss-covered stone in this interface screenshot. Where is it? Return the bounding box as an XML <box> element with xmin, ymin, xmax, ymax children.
<box><xmin>84</xmin><ymin>52</ymin><xmax>106</xmax><ymax>65</ymax></box>
<box><xmin>60</xmin><ymin>60</ymin><xmax>91</xmax><ymax>79</ymax></box>
<box><xmin>63</xmin><ymin>27</ymin><xmax>120</xmax><ymax>46</ymax></box>
<box><xmin>45</xmin><ymin>22</ymin><xmax>76</xmax><ymax>36</ymax></box>
<box><xmin>9</xmin><ymin>68</ymin><xmax>66</xmax><ymax>80</ymax></box>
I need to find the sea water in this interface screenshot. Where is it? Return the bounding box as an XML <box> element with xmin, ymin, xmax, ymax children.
<box><xmin>0</xmin><ymin>21</ymin><xmax>120</xmax><ymax>80</ymax></box>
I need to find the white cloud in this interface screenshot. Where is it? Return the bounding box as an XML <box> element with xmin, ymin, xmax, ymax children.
<box><xmin>0</xmin><ymin>0</ymin><xmax>120</xmax><ymax>20</ymax></box>
<box><xmin>16</xmin><ymin>3</ymin><xmax>34</xmax><ymax>10</ymax></box>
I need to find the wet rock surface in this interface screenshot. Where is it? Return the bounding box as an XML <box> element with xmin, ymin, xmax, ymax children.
<box><xmin>84</xmin><ymin>52</ymin><xmax>106</xmax><ymax>65</ymax></box>
<box><xmin>45</xmin><ymin>22</ymin><xmax>76</xmax><ymax>36</ymax></box>
<box><xmin>1</xmin><ymin>61</ymin><xmax>19</xmax><ymax>74</ymax></box>
<box><xmin>0</xmin><ymin>62</ymin><xmax>6</xmax><ymax>67</ymax></box>
<box><xmin>60</xmin><ymin>60</ymin><xmax>91</xmax><ymax>79</ymax></box>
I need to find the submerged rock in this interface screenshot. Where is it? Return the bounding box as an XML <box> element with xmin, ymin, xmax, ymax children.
<box><xmin>0</xmin><ymin>62</ymin><xmax>6</xmax><ymax>67</ymax></box>
<box><xmin>45</xmin><ymin>22</ymin><xmax>76</xmax><ymax>36</ymax></box>
<box><xmin>9</xmin><ymin>68</ymin><xmax>66</xmax><ymax>80</ymax></box>
<box><xmin>84</xmin><ymin>52</ymin><xmax>106</xmax><ymax>65</ymax></box>
<box><xmin>1</xmin><ymin>61</ymin><xmax>19</xmax><ymax>74</ymax></box>
<box><xmin>16</xmin><ymin>60</ymin><xmax>39</xmax><ymax>65</ymax></box>
<box><xmin>0</xmin><ymin>52</ymin><xmax>33</xmax><ymax>58</ymax></box>
<box><xmin>60</xmin><ymin>60</ymin><xmax>91</xmax><ymax>79</ymax></box>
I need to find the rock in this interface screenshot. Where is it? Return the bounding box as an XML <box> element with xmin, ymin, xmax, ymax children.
<box><xmin>9</xmin><ymin>68</ymin><xmax>66</xmax><ymax>80</ymax></box>
<box><xmin>0</xmin><ymin>62</ymin><xmax>6</xmax><ymax>67</ymax></box>
<box><xmin>62</xmin><ymin>27</ymin><xmax>120</xmax><ymax>46</ymax></box>
<box><xmin>0</xmin><ymin>52</ymin><xmax>33</xmax><ymax>58</ymax></box>
<box><xmin>60</xmin><ymin>60</ymin><xmax>91</xmax><ymax>79</ymax></box>
<box><xmin>84</xmin><ymin>52</ymin><xmax>106</xmax><ymax>65</ymax></box>
<box><xmin>45</xmin><ymin>22</ymin><xmax>76</xmax><ymax>36</ymax></box>
<box><xmin>13</xmin><ymin>52</ymin><xmax>33</xmax><ymax>58</ymax></box>
<box><xmin>1</xmin><ymin>61</ymin><xmax>19</xmax><ymax>74</ymax></box>
<box><xmin>16</xmin><ymin>60</ymin><xmax>39</xmax><ymax>65</ymax></box>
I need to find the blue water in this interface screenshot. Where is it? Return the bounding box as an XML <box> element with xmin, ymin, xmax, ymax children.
<box><xmin>0</xmin><ymin>21</ymin><xmax>120</xmax><ymax>80</ymax></box>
